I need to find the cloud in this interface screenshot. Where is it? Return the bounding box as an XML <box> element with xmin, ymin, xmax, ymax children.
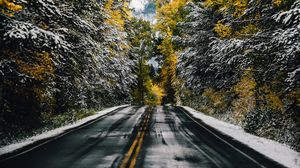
<box><xmin>129</xmin><ymin>0</ymin><xmax>146</xmax><ymax>11</ymax></box>
<box><xmin>130</xmin><ymin>0</ymin><xmax>157</xmax><ymax>23</ymax></box>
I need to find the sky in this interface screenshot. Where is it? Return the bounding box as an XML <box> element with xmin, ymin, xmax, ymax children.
<box><xmin>129</xmin><ymin>0</ymin><xmax>147</xmax><ymax>11</ymax></box>
<box><xmin>129</xmin><ymin>0</ymin><xmax>156</xmax><ymax>23</ymax></box>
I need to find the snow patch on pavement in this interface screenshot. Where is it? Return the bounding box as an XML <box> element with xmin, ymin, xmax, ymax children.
<box><xmin>180</xmin><ymin>106</ymin><xmax>300</xmax><ymax>168</ymax></box>
<box><xmin>0</xmin><ymin>105</ymin><xmax>129</xmax><ymax>156</ymax></box>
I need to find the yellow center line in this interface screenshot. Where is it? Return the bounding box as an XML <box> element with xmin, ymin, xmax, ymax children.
<box><xmin>120</xmin><ymin>110</ymin><xmax>152</xmax><ymax>168</ymax></box>
<box><xmin>120</xmin><ymin>131</ymin><xmax>141</xmax><ymax>168</ymax></box>
<box><xmin>129</xmin><ymin>131</ymin><xmax>146</xmax><ymax>168</ymax></box>
<box><xmin>128</xmin><ymin>115</ymin><xmax>150</xmax><ymax>168</ymax></box>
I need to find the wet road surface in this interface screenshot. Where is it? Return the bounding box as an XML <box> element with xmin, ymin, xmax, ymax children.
<box><xmin>0</xmin><ymin>106</ymin><xmax>285</xmax><ymax>168</ymax></box>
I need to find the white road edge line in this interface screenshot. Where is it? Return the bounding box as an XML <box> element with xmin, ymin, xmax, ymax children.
<box><xmin>177</xmin><ymin>125</ymin><xmax>223</xmax><ymax>168</ymax></box>
<box><xmin>177</xmin><ymin>107</ymin><xmax>266</xmax><ymax>168</ymax></box>
<box><xmin>0</xmin><ymin>105</ymin><xmax>131</xmax><ymax>163</ymax></box>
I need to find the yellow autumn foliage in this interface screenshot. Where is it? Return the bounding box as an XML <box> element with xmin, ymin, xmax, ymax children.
<box><xmin>155</xmin><ymin>0</ymin><xmax>188</xmax><ymax>35</ymax></box>
<box><xmin>233</xmin><ymin>0</ymin><xmax>248</xmax><ymax>17</ymax></box>
<box><xmin>0</xmin><ymin>0</ymin><xmax>22</xmax><ymax>16</ymax></box>
<box><xmin>156</xmin><ymin>0</ymin><xmax>189</xmax><ymax>104</ymax></box>
<box><xmin>122</xmin><ymin>1</ymin><xmax>132</xmax><ymax>19</ymax></box>
<box><xmin>213</xmin><ymin>21</ymin><xmax>233</xmax><ymax>39</ymax></box>
<box><xmin>158</xmin><ymin>36</ymin><xmax>175</xmax><ymax>57</ymax></box>
<box><xmin>145</xmin><ymin>84</ymin><xmax>165</xmax><ymax>105</ymax></box>
<box><xmin>38</xmin><ymin>21</ymin><xmax>49</xmax><ymax>30</ymax></box>
<box><xmin>259</xmin><ymin>85</ymin><xmax>284</xmax><ymax>111</ymax></box>
<box><xmin>158</xmin><ymin>36</ymin><xmax>177</xmax><ymax>80</ymax></box>
<box><xmin>273</xmin><ymin>0</ymin><xmax>284</xmax><ymax>6</ymax></box>
<box><xmin>235</xmin><ymin>24</ymin><xmax>260</xmax><ymax>37</ymax></box>
<box><xmin>18</xmin><ymin>52</ymin><xmax>55</xmax><ymax>81</ymax></box>
<box><xmin>159</xmin><ymin>37</ymin><xmax>178</xmax><ymax>89</ymax></box>
<box><xmin>205</xmin><ymin>0</ymin><xmax>247</xmax><ymax>17</ymax></box>
<box><xmin>104</xmin><ymin>0</ymin><xmax>131</xmax><ymax>31</ymax></box>
<box><xmin>104</xmin><ymin>0</ymin><xmax>124</xmax><ymax>30</ymax></box>
<box><xmin>33</xmin><ymin>87</ymin><xmax>47</xmax><ymax>102</ymax></box>
<box><xmin>288</xmin><ymin>89</ymin><xmax>300</xmax><ymax>108</ymax></box>
<box><xmin>232</xmin><ymin>70</ymin><xmax>257</xmax><ymax>122</ymax></box>
<box><xmin>206</xmin><ymin>0</ymin><xmax>262</xmax><ymax>39</ymax></box>
<box><xmin>266</xmin><ymin>93</ymin><xmax>283</xmax><ymax>110</ymax></box>
<box><xmin>214</xmin><ymin>22</ymin><xmax>261</xmax><ymax>39</ymax></box>
<box><xmin>203</xmin><ymin>88</ymin><xmax>227</xmax><ymax>111</ymax></box>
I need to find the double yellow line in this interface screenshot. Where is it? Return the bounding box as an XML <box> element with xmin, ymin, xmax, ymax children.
<box><xmin>119</xmin><ymin>110</ymin><xmax>151</xmax><ymax>168</ymax></box>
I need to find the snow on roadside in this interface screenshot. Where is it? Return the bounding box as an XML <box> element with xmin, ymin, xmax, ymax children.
<box><xmin>0</xmin><ymin>105</ymin><xmax>130</xmax><ymax>156</ymax></box>
<box><xmin>180</xmin><ymin>106</ymin><xmax>300</xmax><ymax>168</ymax></box>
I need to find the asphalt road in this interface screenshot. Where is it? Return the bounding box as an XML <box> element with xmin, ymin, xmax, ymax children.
<box><xmin>0</xmin><ymin>106</ymin><xmax>285</xmax><ymax>168</ymax></box>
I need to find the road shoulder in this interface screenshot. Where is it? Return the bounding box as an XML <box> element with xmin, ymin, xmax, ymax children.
<box><xmin>0</xmin><ymin>104</ymin><xmax>130</xmax><ymax>161</ymax></box>
<box><xmin>179</xmin><ymin>106</ymin><xmax>300</xmax><ymax>168</ymax></box>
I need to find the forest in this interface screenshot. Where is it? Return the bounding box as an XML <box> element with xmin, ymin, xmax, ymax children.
<box><xmin>0</xmin><ymin>0</ymin><xmax>299</xmax><ymax>152</ymax></box>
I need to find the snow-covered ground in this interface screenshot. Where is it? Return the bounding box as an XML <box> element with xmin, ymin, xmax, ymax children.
<box><xmin>181</xmin><ymin>106</ymin><xmax>300</xmax><ymax>168</ymax></box>
<box><xmin>0</xmin><ymin>105</ymin><xmax>129</xmax><ymax>156</ymax></box>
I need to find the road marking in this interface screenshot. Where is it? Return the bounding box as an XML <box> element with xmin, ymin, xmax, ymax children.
<box><xmin>177</xmin><ymin>107</ymin><xmax>266</xmax><ymax>168</ymax></box>
<box><xmin>0</xmin><ymin>106</ymin><xmax>131</xmax><ymax>163</ymax></box>
<box><xmin>120</xmin><ymin>118</ymin><xmax>148</xmax><ymax>168</ymax></box>
<box><xmin>129</xmin><ymin>131</ymin><xmax>146</xmax><ymax>168</ymax></box>
<box><xmin>119</xmin><ymin>108</ymin><xmax>152</xmax><ymax>168</ymax></box>
<box><xmin>177</xmin><ymin>126</ymin><xmax>223</xmax><ymax>168</ymax></box>
<box><xmin>119</xmin><ymin>132</ymin><xmax>141</xmax><ymax>168</ymax></box>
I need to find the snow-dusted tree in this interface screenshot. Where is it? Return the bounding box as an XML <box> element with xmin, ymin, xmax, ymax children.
<box><xmin>177</xmin><ymin>0</ymin><xmax>300</xmax><ymax>150</ymax></box>
<box><xmin>0</xmin><ymin>0</ymin><xmax>135</xmax><ymax>135</ymax></box>
<box><xmin>177</xmin><ymin>2</ymin><xmax>215</xmax><ymax>90</ymax></box>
